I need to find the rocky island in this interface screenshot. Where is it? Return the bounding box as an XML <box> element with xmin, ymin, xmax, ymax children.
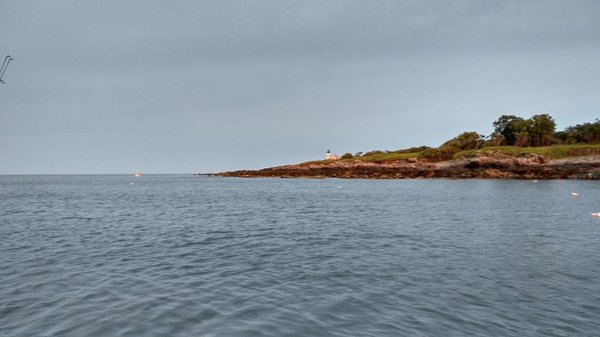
<box><xmin>218</xmin><ymin>152</ymin><xmax>600</xmax><ymax>180</ymax></box>
<box><xmin>218</xmin><ymin>115</ymin><xmax>600</xmax><ymax>179</ymax></box>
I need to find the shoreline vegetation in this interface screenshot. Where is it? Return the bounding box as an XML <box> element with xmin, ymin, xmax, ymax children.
<box><xmin>218</xmin><ymin>115</ymin><xmax>600</xmax><ymax>179</ymax></box>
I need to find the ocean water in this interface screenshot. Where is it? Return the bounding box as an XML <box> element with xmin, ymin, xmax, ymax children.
<box><xmin>1</xmin><ymin>175</ymin><xmax>600</xmax><ymax>337</ymax></box>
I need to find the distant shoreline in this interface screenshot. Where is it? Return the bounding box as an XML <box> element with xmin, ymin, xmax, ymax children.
<box><xmin>218</xmin><ymin>152</ymin><xmax>600</xmax><ymax>180</ymax></box>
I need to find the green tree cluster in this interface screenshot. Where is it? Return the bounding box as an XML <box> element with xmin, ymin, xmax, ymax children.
<box><xmin>347</xmin><ymin>114</ymin><xmax>598</xmax><ymax>163</ymax></box>
<box><xmin>418</xmin><ymin>114</ymin><xmax>598</xmax><ymax>161</ymax></box>
<box><xmin>555</xmin><ymin>119</ymin><xmax>600</xmax><ymax>144</ymax></box>
<box><xmin>491</xmin><ymin>114</ymin><xmax>557</xmax><ymax>147</ymax></box>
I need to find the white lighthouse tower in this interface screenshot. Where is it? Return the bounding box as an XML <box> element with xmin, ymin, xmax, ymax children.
<box><xmin>325</xmin><ymin>149</ymin><xmax>339</xmax><ymax>160</ymax></box>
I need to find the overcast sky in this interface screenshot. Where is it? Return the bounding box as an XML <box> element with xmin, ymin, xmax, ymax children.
<box><xmin>1</xmin><ymin>0</ymin><xmax>599</xmax><ymax>174</ymax></box>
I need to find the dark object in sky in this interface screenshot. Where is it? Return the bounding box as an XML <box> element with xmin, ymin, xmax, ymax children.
<box><xmin>0</xmin><ymin>55</ymin><xmax>14</xmax><ymax>84</ymax></box>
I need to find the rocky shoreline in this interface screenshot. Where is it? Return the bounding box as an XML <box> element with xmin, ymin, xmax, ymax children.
<box><xmin>218</xmin><ymin>153</ymin><xmax>600</xmax><ymax>179</ymax></box>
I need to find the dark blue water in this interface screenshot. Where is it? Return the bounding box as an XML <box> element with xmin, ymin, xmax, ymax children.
<box><xmin>1</xmin><ymin>175</ymin><xmax>600</xmax><ymax>336</ymax></box>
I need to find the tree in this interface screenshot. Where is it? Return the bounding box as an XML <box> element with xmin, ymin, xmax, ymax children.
<box><xmin>492</xmin><ymin>115</ymin><xmax>524</xmax><ymax>145</ymax></box>
<box><xmin>492</xmin><ymin>114</ymin><xmax>558</xmax><ymax>147</ymax></box>
<box><xmin>528</xmin><ymin>114</ymin><xmax>557</xmax><ymax>146</ymax></box>
<box><xmin>488</xmin><ymin>134</ymin><xmax>506</xmax><ymax>146</ymax></box>
<box><xmin>514</xmin><ymin>131</ymin><xmax>530</xmax><ymax>147</ymax></box>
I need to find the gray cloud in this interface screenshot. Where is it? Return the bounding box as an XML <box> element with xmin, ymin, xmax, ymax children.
<box><xmin>1</xmin><ymin>0</ymin><xmax>599</xmax><ymax>173</ymax></box>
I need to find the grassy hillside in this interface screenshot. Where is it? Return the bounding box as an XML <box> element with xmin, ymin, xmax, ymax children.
<box><xmin>300</xmin><ymin>144</ymin><xmax>600</xmax><ymax>166</ymax></box>
<box><xmin>457</xmin><ymin>144</ymin><xmax>600</xmax><ymax>160</ymax></box>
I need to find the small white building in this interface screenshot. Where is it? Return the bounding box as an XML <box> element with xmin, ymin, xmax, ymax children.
<box><xmin>325</xmin><ymin>150</ymin><xmax>339</xmax><ymax>160</ymax></box>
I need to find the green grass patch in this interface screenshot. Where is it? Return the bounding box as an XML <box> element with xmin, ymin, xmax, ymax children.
<box><xmin>457</xmin><ymin>144</ymin><xmax>600</xmax><ymax>159</ymax></box>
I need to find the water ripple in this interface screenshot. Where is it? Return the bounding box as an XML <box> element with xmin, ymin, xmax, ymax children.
<box><xmin>1</xmin><ymin>176</ymin><xmax>600</xmax><ymax>336</ymax></box>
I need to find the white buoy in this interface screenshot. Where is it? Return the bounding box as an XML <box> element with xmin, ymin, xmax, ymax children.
<box><xmin>571</xmin><ymin>192</ymin><xmax>578</xmax><ymax>197</ymax></box>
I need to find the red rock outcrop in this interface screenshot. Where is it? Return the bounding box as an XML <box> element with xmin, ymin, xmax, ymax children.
<box><xmin>218</xmin><ymin>154</ymin><xmax>600</xmax><ymax>179</ymax></box>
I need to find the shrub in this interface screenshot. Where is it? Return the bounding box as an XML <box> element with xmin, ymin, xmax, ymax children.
<box><xmin>442</xmin><ymin>132</ymin><xmax>485</xmax><ymax>150</ymax></box>
<box><xmin>391</xmin><ymin>146</ymin><xmax>431</xmax><ymax>154</ymax></box>
<box><xmin>363</xmin><ymin>150</ymin><xmax>384</xmax><ymax>156</ymax></box>
<box><xmin>421</xmin><ymin>146</ymin><xmax>459</xmax><ymax>161</ymax></box>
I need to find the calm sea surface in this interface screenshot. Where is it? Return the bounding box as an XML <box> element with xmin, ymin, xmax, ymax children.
<box><xmin>1</xmin><ymin>175</ymin><xmax>600</xmax><ymax>336</ymax></box>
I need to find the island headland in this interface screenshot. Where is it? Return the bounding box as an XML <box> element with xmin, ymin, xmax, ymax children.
<box><xmin>218</xmin><ymin>114</ymin><xmax>600</xmax><ymax>179</ymax></box>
